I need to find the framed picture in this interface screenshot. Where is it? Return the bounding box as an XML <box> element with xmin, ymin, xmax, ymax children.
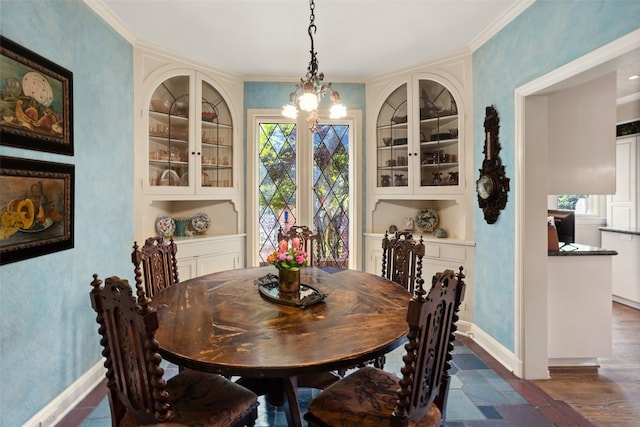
<box><xmin>0</xmin><ymin>156</ymin><xmax>74</xmax><ymax>265</ymax></box>
<box><xmin>0</xmin><ymin>36</ymin><xmax>73</xmax><ymax>155</ymax></box>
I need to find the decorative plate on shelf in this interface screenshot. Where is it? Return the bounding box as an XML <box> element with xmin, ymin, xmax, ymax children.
<box><xmin>156</xmin><ymin>216</ymin><xmax>175</xmax><ymax>236</ymax></box>
<box><xmin>191</xmin><ymin>213</ymin><xmax>210</xmax><ymax>234</ymax></box>
<box><xmin>416</xmin><ymin>208</ymin><xmax>439</xmax><ymax>232</ymax></box>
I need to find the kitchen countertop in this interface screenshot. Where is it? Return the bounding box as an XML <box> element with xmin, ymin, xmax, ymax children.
<box><xmin>548</xmin><ymin>242</ymin><xmax>617</xmax><ymax>256</ymax></box>
<box><xmin>599</xmin><ymin>226</ymin><xmax>640</xmax><ymax>236</ymax></box>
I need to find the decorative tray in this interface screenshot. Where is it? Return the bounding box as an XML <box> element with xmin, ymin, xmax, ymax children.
<box><xmin>255</xmin><ymin>274</ymin><xmax>326</xmax><ymax>308</ymax></box>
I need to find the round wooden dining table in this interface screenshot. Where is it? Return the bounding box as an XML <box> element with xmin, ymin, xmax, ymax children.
<box><xmin>151</xmin><ymin>266</ymin><xmax>410</xmax><ymax>427</ymax></box>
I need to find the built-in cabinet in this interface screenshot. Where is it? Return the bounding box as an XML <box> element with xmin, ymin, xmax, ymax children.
<box><xmin>374</xmin><ymin>77</ymin><xmax>463</xmax><ymax>194</ymax></box>
<box><xmin>366</xmin><ymin>62</ymin><xmax>473</xmax><ymax>241</ymax></box>
<box><xmin>365</xmin><ymin>58</ymin><xmax>474</xmax><ymax>329</ymax></box>
<box><xmin>134</xmin><ymin>46</ymin><xmax>244</xmax><ymax>275</ymax></box>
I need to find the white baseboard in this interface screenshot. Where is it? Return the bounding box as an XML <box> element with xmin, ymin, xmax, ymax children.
<box><xmin>467</xmin><ymin>323</ymin><xmax>524</xmax><ymax>378</ymax></box>
<box><xmin>613</xmin><ymin>295</ymin><xmax>640</xmax><ymax>310</ymax></box>
<box><xmin>22</xmin><ymin>360</ymin><xmax>105</xmax><ymax>427</ymax></box>
<box><xmin>455</xmin><ymin>319</ymin><xmax>473</xmax><ymax>336</ymax></box>
<box><xmin>548</xmin><ymin>357</ymin><xmax>600</xmax><ymax>368</ymax></box>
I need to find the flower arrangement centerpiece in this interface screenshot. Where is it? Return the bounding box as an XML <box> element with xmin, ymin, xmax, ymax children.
<box><xmin>267</xmin><ymin>238</ymin><xmax>308</xmax><ymax>293</ymax></box>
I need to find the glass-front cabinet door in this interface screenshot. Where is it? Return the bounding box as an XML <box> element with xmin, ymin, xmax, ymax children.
<box><xmin>200</xmin><ymin>80</ymin><xmax>233</xmax><ymax>189</ymax></box>
<box><xmin>374</xmin><ymin>78</ymin><xmax>462</xmax><ymax>194</ymax></box>
<box><xmin>145</xmin><ymin>72</ymin><xmax>233</xmax><ymax>195</ymax></box>
<box><xmin>376</xmin><ymin>83</ymin><xmax>409</xmax><ymax>190</ymax></box>
<box><xmin>148</xmin><ymin>75</ymin><xmax>190</xmax><ymax>189</ymax></box>
<box><xmin>415</xmin><ymin>78</ymin><xmax>460</xmax><ymax>190</ymax></box>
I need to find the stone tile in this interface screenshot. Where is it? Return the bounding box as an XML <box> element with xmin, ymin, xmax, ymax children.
<box><xmin>478</xmin><ymin>405</ymin><xmax>503</xmax><ymax>419</ymax></box>
<box><xmin>463</xmin><ymin>383</ymin><xmax>513</xmax><ymax>406</ymax></box>
<box><xmin>445</xmin><ymin>389</ymin><xmax>486</xmax><ymax>421</ymax></box>
<box><xmin>496</xmin><ymin>404</ymin><xmax>554</xmax><ymax>426</ymax></box>
<box><xmin>453</xmin><ymin>353</ymin><xmax>489</xmax><ymax>370</ymax></box>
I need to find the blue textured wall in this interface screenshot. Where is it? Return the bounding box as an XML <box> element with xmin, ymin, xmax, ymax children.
<box><xmin>0</xmin><ymin>1</ymin><xmax>133</xmax><ymax>425</ymax></box>
<box><xmin>472</xmin><ymin>0</ymin><xmax>640</xmax><ymax>351</ymax></box>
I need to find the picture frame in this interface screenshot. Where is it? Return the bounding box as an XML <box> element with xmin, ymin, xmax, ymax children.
<box><xmin>0</xmin><ymin>156</ymin><xmax>74</xmax><ymax>265</ymax></box>
<box><xmin>0</xmin><ymin>36</ymin><xmax>74</xmax><ymax>155</ymax></box>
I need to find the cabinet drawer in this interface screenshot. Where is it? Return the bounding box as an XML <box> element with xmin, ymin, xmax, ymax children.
<box><xmin>424</xmin><ymin>243</ymin><xmax>466</xmax><ymax>262</ymax></box>
<box><xmin>176</xmin><ymin>236</ymin><xmax>242</xmax><ymax>259</ymax></box>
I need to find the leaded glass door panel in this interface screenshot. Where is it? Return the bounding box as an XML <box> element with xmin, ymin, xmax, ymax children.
<box><xmin>258</xmin><ymin>122</ymin><xmax>350</xmax><ymax>269</ymax></box>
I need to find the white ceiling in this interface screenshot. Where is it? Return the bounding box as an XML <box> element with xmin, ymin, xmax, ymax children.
<box><xmin>93</xmin><ymin>0</ymin><xmax>639</xmax><ymax>99</ymax></box>
<box><xmin>94</xmin><ymin>0</ymin><xmax>528</xmax><ymax>79</ymax></box>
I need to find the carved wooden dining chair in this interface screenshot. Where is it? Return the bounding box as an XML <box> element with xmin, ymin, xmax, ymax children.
<box><xmin>89</xmin><ymin>274</ymin><xmax>259</xmax><ymax>427</ymax></box>
<box><xmin>304</xmin><ymin>267</ymin><xmax>466</xmax><ymax>427</ymax></box>
<box><xmin>278</xmin><ymin>224</ymin><xmax>321</xmax><ymax>266</ymax></box>
<box><xmin>382</xmin><ymin>230</ymin><xmax>426</xmax><ymax>294</ymax></box>
<box><xmin>132</xmin><ymin>236</ymin><xmax>179</xmax><ymax>300</ymax></box>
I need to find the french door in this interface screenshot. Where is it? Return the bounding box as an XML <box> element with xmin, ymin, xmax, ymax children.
<box><xmin>252</xmin><ymin>117</ymin><xmax>355</xmax><ymax>269</ymax></box>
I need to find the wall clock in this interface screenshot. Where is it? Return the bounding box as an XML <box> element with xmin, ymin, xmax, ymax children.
<box><xmin>477</xmin><ymin>105</ymin><xmax>510</xmax><ymax>224</ymax></box>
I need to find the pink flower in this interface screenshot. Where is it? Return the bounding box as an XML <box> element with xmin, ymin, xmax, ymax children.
<box><xmin>291</xmin><ymin>237</ymin><xmax>301</xmax><ymax>249</ymax></box>
<box><xmin>269</xmin><ymin>238</ymin><xmax>309</xmax><ymax>270</ymax></box>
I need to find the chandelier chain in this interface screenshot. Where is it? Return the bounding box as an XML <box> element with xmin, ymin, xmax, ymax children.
<box><xmin>307</xmin><ymin>0</ymin><xmax>318</xmax><ymax>80</ymax></box>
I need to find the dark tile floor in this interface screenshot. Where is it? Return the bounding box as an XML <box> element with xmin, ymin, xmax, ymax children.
<box><xmin>64</xmin><ymin>337</ymin><xmax>593</xmax><ymax>427</ymax></box>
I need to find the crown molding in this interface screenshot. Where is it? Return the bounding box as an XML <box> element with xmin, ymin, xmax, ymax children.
<box><xmin>469</xmin><ymin>0</ymin><xmax>536</xmax><ymax>53</ymax></box>
<box><xmin>83</xmin><ymin>0</ymin><xmax>136</xmax><ymax>44</ymax></box>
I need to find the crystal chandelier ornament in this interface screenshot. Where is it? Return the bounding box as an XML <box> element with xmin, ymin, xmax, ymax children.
<box><xmin>282</xmin><ymin>0</ymin><xmax>346</xmax><ymax>132</ymax></box>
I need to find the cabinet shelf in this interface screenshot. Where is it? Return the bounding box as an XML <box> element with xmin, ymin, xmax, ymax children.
<box><xmin>378</xmin><ymin>166</ymin><xmax>409</xmax><ymax>172</ymax></box>
<box><xmin>420</xmin><ymin>162</ymin><xmax>458</xmax><ymax>169</ymax></box>
<box><xmin>150</xmin><ymin>159</ymin><xmax>188</xmax><ymax>166</ymax></box>
<box><xmin>150</xmin><ymin>110</ymin><xmax>189</xmax><ymax>122</ymax></box>
<box><xmin>202</xmin><ymin>164</ymin><xmax>232</xmax><ymax>169</ymax></box>
<box><xmin>419</xmin><ymin>114</ymin><xmax>457</xmax><ymax>127</ymax></box>
<box><xmin>377</xmin><ymin>122</ymin><xmax>408</xmax><ymax>130</ymax></box>
<box><xmin>202</xmin><ymin>120</ymin><xmax>231</xmax><ymax>130</ymax></box>
<box><xmin>149</xmin><ymin>136</ymin><xmax>188</xmax><ymax>144</ymax></box>
<box><xmin>201</xmin><ymin>142</ymin><xmax>231</xmax><ymax>149</ymax></box>
<box><xmin>419</xmin><ymin>139</ymin><xmax>457</xmax><ymax>149</ymax></box>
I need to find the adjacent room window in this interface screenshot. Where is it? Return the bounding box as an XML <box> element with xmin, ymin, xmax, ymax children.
<box><xmin>551</xmin><ymin>194</ymin><xmax>605</xmax><ymax>217</ymax></box>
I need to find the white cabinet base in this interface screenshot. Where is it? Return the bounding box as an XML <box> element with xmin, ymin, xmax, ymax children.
<box><xmin>175</xmin><ymin>234</ymin><xmax>245</xmax><ymax>280</ymax></box>
<box><xmin>547</xmin><ymin>255</ymin><xmax>613</xmax><ymax>367</ymax></box>
<box><xmin>364</xmin><ymin>233</ymin><xmax>474</xmax><ymax>325</ymax></box>
<box><xmin>601</xmin><ymin>230</ymin><xmax>640</xmax><ymax>308</ymax></box>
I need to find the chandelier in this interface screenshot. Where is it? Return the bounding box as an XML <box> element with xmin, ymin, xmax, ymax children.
<box><xmin>282</xmin><ymin>0</ymin><xmax>346</xmax><ymax>132</ymax></box>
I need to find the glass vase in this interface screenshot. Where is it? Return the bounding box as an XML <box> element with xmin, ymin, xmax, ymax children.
<box><xmin>278</xmin><ymin>269</ymin><xmax>301</xmax><ymax>294</ymax></box>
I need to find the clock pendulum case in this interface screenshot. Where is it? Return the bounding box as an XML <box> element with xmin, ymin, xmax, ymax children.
<box><xmin>476</xmin><ymin>105</ymin><xmax>510</xmax><ymax>224</ymax></box>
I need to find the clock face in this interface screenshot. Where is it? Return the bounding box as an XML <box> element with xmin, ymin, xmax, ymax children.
<box><xmin>477</xmin><ymin>174</ymin><xmax>494</xmax><ymax>200</ymax></box>
<box><xmin>416</xmin><ymin>208</ymin><xmax>439</xmax><ymax>232</ymax></box>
